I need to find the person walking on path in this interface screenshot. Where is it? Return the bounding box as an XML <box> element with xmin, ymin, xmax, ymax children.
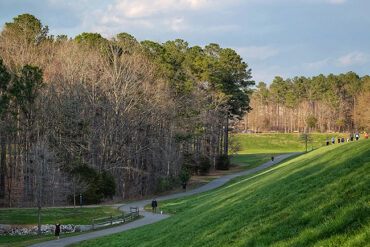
<box><xmin>355</xmin><ymin>133</ymin><xmax>360</xmax><ymax>140</ymax></box>
<box><xmin>182</xmin><ymin>181</ymin><xmax>187</xmax><ymax>191</ymax></box>
<box><xmin>271</xmin><ymin>156</ymin><xmax>274</xmax><ymax>162</ymax></box>
<box><xmin>151</xmin><ymin>199</ymin><xmax>158</xmax><ymax>213</ymax></box>
<box><xmin>55</xmin><ymin>221</ymin><xmax>61</xmax><ymax>240</ymax></box>
<box><xmin>332</xmin><ymin>137</ymin><xmax>335</xmax><ymax>144</ymax></box>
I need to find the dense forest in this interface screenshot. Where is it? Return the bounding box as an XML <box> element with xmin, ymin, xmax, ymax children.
<box><xmin>236</xmin><ymin>74</ymin><xmax>370</xmax><ymax>133</ymax></box>
<box><xmin>0</xmin><ymin>14</ymin><xmax>254</xmax><ymax>207</ymax></box>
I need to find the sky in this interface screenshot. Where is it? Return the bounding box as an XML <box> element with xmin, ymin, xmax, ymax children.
<box><xmin>0</xmin><ymin>0</ymin><xmax>369</xmax><ymax>84</ymax></box>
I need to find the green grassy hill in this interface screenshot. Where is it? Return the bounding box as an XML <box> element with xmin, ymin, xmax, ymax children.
<box><xmin>77</xmin><ymin>140</ymin><xmax>370</xmax><ymax>247</ymax></box>
<box><xmin>0</xmin><ymin>206</ymin><xmax>121</xmax><ymax>225</ymax></box>
<box><xmin>233</xmin><ymin>133</ymin><xmax>350</xmax><ymax>154</ymax></box>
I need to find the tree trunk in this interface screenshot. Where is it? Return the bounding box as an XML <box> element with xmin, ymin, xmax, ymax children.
<box><xmin>0</xmin><ymin>132</ymin><xmax>6</xmax><ymax>199</ymax></box>
<box><xmin>224</xmin><ymin>114</ymin><xmax>229</xmax><ymax>156</ymax></box>
<box><xmin>37</xmin><ymin>204</ymin><xmax>41</xmax><ymax>236</ymax></box>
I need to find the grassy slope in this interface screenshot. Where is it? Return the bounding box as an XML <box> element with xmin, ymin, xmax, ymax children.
<box><xmin>233</xmin><ymin>133</ymin><xmax>349</xmax><ymax>154</ymax></box>
<box><xmin>76</xmin><ymin>140</ymin><xmax>370</xmax><ymax>247</ymax></box>
<box><xmin>231</xmin><ymin>153</ymin><xmax>277</xmax><ymax>171</ymax></box>
<box><xmin>0</xmin><ymin>206</ymin><xmax>121</xmax><ymax>225</ymax></box>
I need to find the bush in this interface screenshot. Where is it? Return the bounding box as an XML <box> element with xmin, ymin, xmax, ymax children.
<box><xmin>179</xmin><ymin>169</ymin><xmax>191</xmax><ymax>183</ymax></box>
<box><xmin>182</xmin><ymin>152</ymin><xmax>199</xmax><ymax>175</ymax></box>
<box><xmin>157</xmin><ymin>175</ymin><xmax>179</xmax><ymax>192</ymax></box>
<box><xmin>216</xmin><ymin>154</ymin><xmax>230</xmax><ymax>170</ymax></box>
<box><xmin>101</xmin><ymin>171</ymin><xmax>116</xmax><ymax>199</ymax></box>
<box><xmin>199</xmin><ymin>156</ymin><xmax>211</xmax><ymax>175</ymax></box>
<box><xmin>70</xmin><ymin>166</ymin><xmax>116</xmax><ymax>204</ymax></box>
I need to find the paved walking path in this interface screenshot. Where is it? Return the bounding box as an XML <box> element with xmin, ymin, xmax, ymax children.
<box><xmin>28</xmin><ymin>152</ymin><xmax>300</xmax><ymax>247</ymax></box>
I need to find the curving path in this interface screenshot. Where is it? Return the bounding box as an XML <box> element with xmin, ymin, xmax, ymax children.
<box><xmin>28</xmin><ymin>152</ymin><xmax>300</xmax><ymax>247</ymax></box>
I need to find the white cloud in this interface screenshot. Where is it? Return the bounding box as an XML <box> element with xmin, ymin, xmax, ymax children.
<box><xmin>234</xmin><ymin>46</ymin><xmax>279</xmax><ymax>60</ymax></box>
<box><xmin>304</xmin><ymin>58</ymin><xmax>330</xmax><ymax>70</ymax></box>
<box><xmin>76</xmin><ymin>0</ymin><xmax>243</xmax><ymax>37</ymax></box>
<box><xmin>336</xmin><ymin>52</ymin><xmax>370</xmax><ymax>67</ymax></box>
<box><xmin>114</xmin><ymin>0</ymin><xmax>220</xmax><ymax>19</ymax></box>
<box><xmin>250</xmin><ymin>65</ymin><xmax>286</xmax><ymax>84</ymax></box>
<box><xmin>166</xmin><ymin>17</ymin><xmax>188</xmax><ymax>32</ymax></box>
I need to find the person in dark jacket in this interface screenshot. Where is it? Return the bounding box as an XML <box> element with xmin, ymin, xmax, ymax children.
<box><xmin>182</xmin><ymin>181</ymin><xmax>187</xmax><ymax>191</ymax></box>
<box><xmin>350</xmin><ymin>133</ymin><xmax>354</xmax><ymax>141</ymax></box>
<box><xmin>341</xmin><ymin>137</ymin><xmax>345</xmax><ymax>143</ymax></box>
<box><xmin>55</xmin><ymin>221</ymin><xmax>61</xmax><ymax>239</ymax></box>
<box><xmin>151</xmin><ymin>199</ymin><xmax>158</xmax><ymax>213</ymax></box>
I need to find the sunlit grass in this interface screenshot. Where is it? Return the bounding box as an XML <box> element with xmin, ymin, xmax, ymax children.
<box><xmin>0</xmin><ymin>206</ymin><xmax>121</xmax><ymax>225</ymax></box>
<box><xmin>233</xmin><ymin>133</ymin><xmax>349</xmax><ymax>154</ymax></box>
<box><xmin>75</xmin><ymin>140</ymin><xmax>370</xmax><ymax>247</ymax></box>
<box><xmin>231</xmin><ymin>153</ymin><xmax>278</xmax><ymax>171</ymax></box>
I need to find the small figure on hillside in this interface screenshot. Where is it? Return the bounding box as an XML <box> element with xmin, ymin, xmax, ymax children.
<box><xmin>346</xmin><ymin>138</ymin><xmax>349</xmax><ymax>142</ymax></box>
<box><xmin>151</xmin><ymin>199</ymin><xmax>158</xmax><ymax>213</ymax></box>
<box><xmin>341</xmin><ymin>137</ymin><xmax>345</xmax><ymax>143</ymax></box>
<box><xmin>182</xmin><ymin>181</ymin><xmax>187</xmax><ymax>191</ymax></box>
<box><xmin>350</xmin><ymin>133</ymin><xmax>354</xmax><ymax>141</ymax></box>
<box><xmin>365</xmin><ymin>133</ymin><xmax>369</xmax><ymax>139</ymax></box>
<box><xmin>332</xmin><ymin>137</ymin><xmax>335</xmax><ymax>144</ymax></box>
<box><xmin>271</xmin><ymin>156</ymin><xmax>274</xmax><ymax>162</ymax></box>
<box><xmin>355</xmin><ymin>133</ymin><xmax>360</xmax><ymax>140</ymax></box>
<box><xmin>311</xmin><ymin>146</ymin><xmax>314</xmax><ymax>151</ymax></box>
<box><xmin>55</xmin><ymin>221</ymin><xmax>61</xmax><ymax>240</ymax></box>
<box><xmin>338</xmin><ymin>138</ymin><xmax>341</xmax><ymax>143</ymax></box>
<box><xmin>326</xmin><ymin>141</ymin><xmax>329</xmax><ymax>146</ymax></box>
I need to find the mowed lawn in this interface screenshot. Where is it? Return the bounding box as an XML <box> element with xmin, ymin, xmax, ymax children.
<box><xmin>233</xmin><ymin>133</ymin><xmax>350</xmax><ymax>154</ymax></box>
<box><xmin>75</xmin><ymin>140</ymin><xmax>370</xmax><ymax>247</ymax></box>
<box><xmin>231</xmin><ymin>153</ymin><xmax>279</xmax><ymax>171</ymax></box>
<box><xmin>0</xmin><ymin>206</ymin><xmax>121</xmax><ymax>225</ymax></box>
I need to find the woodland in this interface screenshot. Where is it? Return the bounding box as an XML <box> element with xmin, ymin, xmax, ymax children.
<box><xmin>0</xmin><ymin>14</ymin><xmax>368</xmax><ymax>208</ymax></box>
<box><xmin>238</xmin><ymin>74</ymin><xmax>370</xmax><ymax>133</ymax></box>
<box><xmin>0</xmin><ymin>14</ymin><xmax>253</xmax><ymax>207</ymax></box>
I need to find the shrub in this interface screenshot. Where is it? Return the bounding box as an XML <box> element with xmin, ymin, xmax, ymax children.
<box><xmin>199</xmin><ymin>156</ymin><xmax>211</xmax><ymax>175</ymax></box>
<box><xmin>182</xmin><ymin>152</ymin><xmax>199</xmax><ymax>174</ymax></box>
<box><xmin>157</xmin><ymin>175</ymin><xmax>179</xmax><ymax>192</ymax></box>
<box><xmin>179</xmin><ymin>169</ymin><xmax>191</xmax><ymax>183</ymax></box>
<box><xmin>70</xmin><ymin>165</ymin><xmax>116</xmax><ymax>204</ymax></box>
<box><xmin>101</xmin><ymin>171</ymin><xmax>116</xmax><ymax>199</ymax></box>
<box><xmin>216</xmin><ymin>154</ymin><xmax>230</xmax><ymax>170</ymax></box>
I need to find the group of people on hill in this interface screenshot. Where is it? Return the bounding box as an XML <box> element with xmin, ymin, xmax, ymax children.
<box><xmin>327</xmin><ymin>132</ymin><xmax>368</xmax><ymax>145</ymax></box>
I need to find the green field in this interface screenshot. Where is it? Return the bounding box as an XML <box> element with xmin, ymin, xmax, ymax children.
<box><xmin>75</xmin><ymin>140</ymin><xmax>370</xmax><ymax>247</ymax></box>
<box><xmin>0</xmin><ymin>206</ymin><xmax>121</xmax><ymax>225</ymax></box>
<box><xmin>233</xmin><ymin>133</ymin><xmax>350</xmax><ymax>154</ymax></box>
<box><xmin>231</xmin><ymin>153</ymin><xmax>278</xmax><ymax>171</ymax></box>
<box><xmin>0</xmin><ymin>231</ymin><xmax>86</xmax><ymax>247</ymax></box>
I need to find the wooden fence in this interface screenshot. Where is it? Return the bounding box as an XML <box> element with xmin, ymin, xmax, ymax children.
<box><xmin>92</xmin><ymin>207</ymin><xmax>139</xmax><ymax>230</ymax></box>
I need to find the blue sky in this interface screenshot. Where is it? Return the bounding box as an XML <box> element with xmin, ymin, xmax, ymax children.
<box><xmin>0</xmin><ymin>0</ymin><xmax>369</xmax><ymax>84</ymax></box>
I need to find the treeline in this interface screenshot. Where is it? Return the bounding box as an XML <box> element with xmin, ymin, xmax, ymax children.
<box><xmin>239</xmin><ymin>73</ymin><xmax>370</xmax><ymax>133</ymax></box>
<box><xmin>0</xmin><ymin>14</ymin><xmax>254</xmax><ymax>207</ymax></box>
